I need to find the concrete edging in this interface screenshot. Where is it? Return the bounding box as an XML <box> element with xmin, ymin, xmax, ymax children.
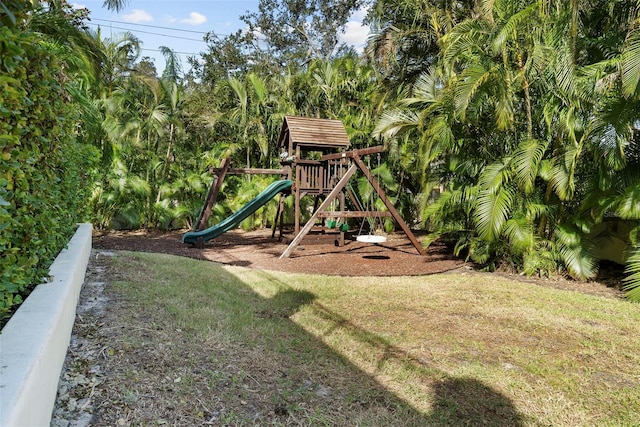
<box><xmin>0</xmin><ymin>223</ymin><xmax>92</xmax><ymax>427</ymax></box>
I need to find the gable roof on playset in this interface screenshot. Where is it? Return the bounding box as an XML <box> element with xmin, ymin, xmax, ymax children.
<box><xmin>277</xmin><ymin>116</ymin><xmax>350</xmax><ymax>152</ymax></box>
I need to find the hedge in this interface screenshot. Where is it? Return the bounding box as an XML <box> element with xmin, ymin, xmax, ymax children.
<box><xmin>0</xmin><ymin>20</ymin><xmax>97</xmax><ymax>320</ymax></box>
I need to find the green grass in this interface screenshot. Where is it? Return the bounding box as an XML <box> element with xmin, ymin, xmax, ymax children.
<box><xmin>104</xmin><ymin>251</ymin><xmax>640</xmax><ymax>426</ymax></box>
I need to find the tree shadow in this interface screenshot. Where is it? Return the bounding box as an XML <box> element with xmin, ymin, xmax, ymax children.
<box><xmin>304</xmin><ymin>298</ymin><xmax>527</xmax><ymax>426</ymax></box>
<box><xmin>254</xmin><ymin>288</ymin><xmax>316</xmax><ymax>319</ymax></box>
<box><xmin>257</xmin><ymin>273</ymin><xmax>527</xmax><ymax>426</ymax></box>
<box><xmin>71</xmin><ymin>252</ymin><xmax>528</xmax><ymax>426</ymax></box>
<box><xmin>428</xmin><ymin>377</ymin><xmax>525</xmax><ymax>426</ymax></box>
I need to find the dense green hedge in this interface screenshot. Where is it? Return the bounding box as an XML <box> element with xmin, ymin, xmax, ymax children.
<box><xmin>0</xmin><ymin>23</ymin><xmax>97</xmax><ymax>319</ymax></box>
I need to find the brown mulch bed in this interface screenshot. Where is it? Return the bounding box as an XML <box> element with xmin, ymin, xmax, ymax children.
<box><xmin>93</xmin><ymin>228</ymin><xmax>466</xmax><ymax>277</ymax></box>
<box><xmin>93</xmin><ymin>228</ymin><xmax>626</xmax><ymax>299</ymax></box>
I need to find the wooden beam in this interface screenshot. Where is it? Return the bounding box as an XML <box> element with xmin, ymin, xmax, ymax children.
<box><xmin>320</xmin><ymin>145</ymin><xmax>385</xmax><ymax>161</ymax></box>
<box><xmin>351</xmin><ymin>155</ymin><xmax>426</xmax><ymax>256</ymax></box>
<box><xmin>210</xmin><ymin>167</ymin><xmax>287</xmax><ymax>175</ymax></box>
<box><xmin>196</xmin><ymin>158</ymin><xmax>231</xmax><ymax>231</ymax></box>
<box><xmin>316</xmin><ymin>211</ymin><xmax>392</xmax><ymax>218</ymax></box>
<box><xmin>294</xmin><ymin>146</ymin><xmax>301</xmax><ymax>232</ymax></box>
<box><xmin>295</xmin><ymin>159</ymin><xmax>322</xmax><ymax>165</ymax></box>
<box><xmin>280</xmin><ymin>163</ymin><xmax>358</xmax><ymax>258</ymax></box>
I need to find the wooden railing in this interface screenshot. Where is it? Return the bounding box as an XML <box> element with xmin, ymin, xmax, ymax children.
<box><xmin>297</xmin><ymin>159</ymin><xmax>349</xmax><ymax>193</ymax></box>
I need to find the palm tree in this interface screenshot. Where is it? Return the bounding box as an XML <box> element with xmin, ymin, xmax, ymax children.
<box><xmin>365</xmin><ymin>0</ymin><xmax>474</xmax><ymax>89</ymax></box>
<box><xmin>102</xmin><ymin>0</ymin><xmax>129</xmax><ymax>11</ymax></box>
<box><xmin>226</xmin><ymin>73</ymin><xmax>272</xmax><ymax>169</ymax></box>
<box><xmin>374</xmin><ymin>0</ymin><xmax>640</xmax><ymax>291</ymax></box>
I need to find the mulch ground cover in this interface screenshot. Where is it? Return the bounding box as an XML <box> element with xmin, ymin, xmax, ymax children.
<box><xmin>92</xmin><ymin>228</ymin><xmax>467</xmax><ymax>277</ymax></box>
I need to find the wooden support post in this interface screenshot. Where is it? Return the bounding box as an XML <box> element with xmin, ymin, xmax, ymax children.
<box><xmin>346</xmin><ymin>187</ymin><xmax>363</xmax><ymax>211</ymax></box>
<box><xmin>294</xmin><ymin>146</ymin><xmax>301</xmax><ymax>233</ymax></box>
<box><xmin>337</xmin><ymin>191</ymin><xmax>346</xmax><ymax>246</ymax></box>
<box><xmin>351</xmin><ymin>155</ymin><xmax>426</xmax><ymax>256</ymax></box>
<box><xmin>195</xmin><ymin>158</ymin><xmax>231</xmax><ymax>231</ymax></box>
<box><xmin>273</xmin><ymin>165</ymin><xmax>292</xmax><ymax>239</ymax></box>
<box><xmin>280</xmin><ymin>163</ymin><xmax>358</xmax><ymax>258</ymax></box>
<box><xmin>271</xmin><ymin>193</ymin><xmax>285</xmax><ymax>239</ymax></box>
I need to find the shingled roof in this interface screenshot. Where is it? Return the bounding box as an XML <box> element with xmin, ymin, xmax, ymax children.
<box><xmin>277</xmin><ymin>116</ymin><xmax>350</xmax><ymax>152</ymax></box>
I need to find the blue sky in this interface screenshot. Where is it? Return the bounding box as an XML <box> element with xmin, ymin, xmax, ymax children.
<box><xmin>74</xmin><ymin>1</ymin><xmax>371</xmax><ymax>75</ymax></box>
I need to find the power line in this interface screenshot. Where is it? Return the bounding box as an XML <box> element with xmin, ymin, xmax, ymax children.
<box><xmin>91</xmin><ymin>18</ymin><xmax>217</xmax><ymax>36</ymax></box>
<box><xmin>140</xmin><ymin>48</ymin><xmax>199</xmax><ymax>56</ymax></box>
<box><xmin>87</xmin><ymin>22</ymin><xmax>207</xmax><ymax>42</ymax></box>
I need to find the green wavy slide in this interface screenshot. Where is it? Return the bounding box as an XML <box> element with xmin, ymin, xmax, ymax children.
<box><xmin>182</xmin><ymin>180</ymin><xmax>293</xmax><ymax>245</ymax></box>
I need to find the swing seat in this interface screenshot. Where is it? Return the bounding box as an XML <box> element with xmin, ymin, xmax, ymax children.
<box><xmin>356</xmin><ymin>235</ymin><xmax>387</xmax><ymax>243</ymax></box>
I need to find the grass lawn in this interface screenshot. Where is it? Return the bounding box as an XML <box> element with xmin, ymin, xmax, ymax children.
<box><xmin>79</xmin><ymin>251</ymin><xmax>640</xmax><ymax>426</ymax></box>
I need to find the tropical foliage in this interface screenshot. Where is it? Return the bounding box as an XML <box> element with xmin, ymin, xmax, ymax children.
<box><xmin>0</xmin><ymin>0</ymin><xmax>98</xmax><ymax>317</ymax></box>
<box><xmin>372</xmin><ymin>0</ymin><xmax>640</xmax><ymax>300</ymax></box>
<box><xmin>2</xmin><ymin>0</ymin><xmax>640</xmax><ymax>304</ymax></box>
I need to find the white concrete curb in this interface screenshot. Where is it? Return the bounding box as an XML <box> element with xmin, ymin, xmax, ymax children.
<box><xmin>0</xmin><ymin>223</ymin><xmax>92</xmax><ymax>427</ymax></box>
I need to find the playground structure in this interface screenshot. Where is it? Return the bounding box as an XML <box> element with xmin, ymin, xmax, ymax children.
<box><xmin>183</xmin><ymin>116</ymin><xmax>426</xmax><ymax>258</ymax></box>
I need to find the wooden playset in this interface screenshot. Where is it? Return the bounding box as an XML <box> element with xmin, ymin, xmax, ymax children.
<box><xmin>185</xmin><ymin>115</ymin><xmax>425</xmax><ymax>258</ymax></box>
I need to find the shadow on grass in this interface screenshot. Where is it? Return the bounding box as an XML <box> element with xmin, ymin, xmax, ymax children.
<box><xmin>429</xmin><ymin>377</ymin><xmax>525</xmax><ymax>426</ymax></box>
<box><xmin>79</xmin><ymin>252</ymin><xmax>526</xmax><ymax>426</ymax></box>
<box><xmin>305</xmin><ymin>299</ymin><xmax>526</xmax><ymax>426</ymax></box>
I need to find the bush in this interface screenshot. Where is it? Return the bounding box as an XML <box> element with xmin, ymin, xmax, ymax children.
<box><xmin>0</xmin><ymin>24</ymin><xmax>97</xmax><ymax>319</ymax></box>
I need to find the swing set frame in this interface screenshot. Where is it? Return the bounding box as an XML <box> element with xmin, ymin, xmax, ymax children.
<box><xmin>279</xmin><ymin>145</ymin><xmax>426</xmax><ymax>258</ymax></box>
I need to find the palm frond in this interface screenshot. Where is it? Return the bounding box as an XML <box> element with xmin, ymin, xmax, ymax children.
<box><xmin>405</xmin><ymin>67</ymin><xmax>441</xmax><ymax>105</ymax></box>
<box><xmin>479</xmin><ymin>158</ymin><xmax>511</xmax><ymax>194</ymax></box>
<box><xmin>102</xmin><ymin>0</ymin><xmax>129</xmax><ymax>12</ymax></box>
<box><xmin>468</xmin><ymin>238</ymin><xmax>492</xmax><ymax>264</ymax></box>
<box><xmin>512</xmin><ymin>138</ymin><xmax>549</xmax><ymax>194</ymax></box>
<box><xmin>420</xmin><ymin>116</ymin><xmax>455</xmax><ymax>164</ymax></box>
<box><xmin>474</xmin><ymin>187</ymin><xmax>513</xmax><ymax>241</ymax></box>
<box><xmin>550</xmin><ymin>159</ymin><xmax>575</xmax><ymax>201</ymax></box>
<box><xmin>615</xmin><ymin>182</ymin><xmax>640</xmax><ymax>220</ymax></box>
<box><xmin>421</xmin><ymin>188</ymin><xmax>471</xmax><ymax>225</ymax></box>
<box><xmin>553</xmin><ymin>43</ymin><xmax>579</xmax><ymax>100</ymax></box>
<box><xmin>247</xmin><ymin>73</ymin><xmax>268</xmax><ymax>104</ymax></box>
<box><xmin>493</xmin><ymin>82</ymin><xmax>515</xmax><ymax>131</ymax></box>
<box><xmin>454</xmin><ymin>62</ymin><xmax>493</xmax><ymax>119</ymax></box>
<box><xmin>491</xmin><ymin>3</ymin><xmax>538</xmax><ymax>54</ymax></box>
<box><xmin>503</xmin><ymin>216</ymin><xmax>534</xmax><ymax>254</ymax></box>
<box><xmin>554</xmin><ymin>225</ymin><xmax>597</xmax><ymax>279</ymax></box>
<box><xmin>622</xmin><ymin>19</ymin><xmax>640</xmax><ymax>98</ymax></box>
<box><xmin>623</xmin><ymin>246</ymin><xmax>640</xmax><ymax>302</ymax></box>
<box><xmin>373</xmin><ymin>110</ymin><xmax>419</xmax><ymax>139</ymax></box>
<box><xmin>441</xmin><ymin>19</ymin><xmax>486</xmax><ymax>68</ymax></box>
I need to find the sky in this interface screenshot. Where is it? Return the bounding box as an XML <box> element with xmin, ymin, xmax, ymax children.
<box><xmin>74</xmin><ymin>0</ymin><xmax>371</xmax><ymax>75</ymax></box>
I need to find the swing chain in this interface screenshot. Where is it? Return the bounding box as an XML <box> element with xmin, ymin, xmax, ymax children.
<box><xmin>356</xmin><ymin>152</ymin><xmax>387</xmax><ymax>242</ymax></box>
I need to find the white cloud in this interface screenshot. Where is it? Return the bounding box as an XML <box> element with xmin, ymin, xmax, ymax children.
<box><xmin>71</xmin><ymin>3</ymin><xmax>87</xmax><ymax>9</ymax></box>
<box><xmin>249</xmin><ymin>25</ymin><xmax>265</xmax><ymax>39</ymax></box>
<box><xmin>123</xmin><ymin>9</ymin><xmax>153</xmax><ymax>23</ymax></box>
<box><xmin>350</xmin><ymin>7</ymin><xmax>369</xmax><ymax>22</ymax></box>
<box><xmin>339</xmin><ymin>6</ymin><xmax>371</xmax><ymax>51</ymax></box>
<box><xmin>180</xmin><ymin>12</ymin><xmax>207</xmax><ymax>26</ymax></box>
<box><xmin>340</xmin><ymin>20</ymin><xmax>370</xmax><ymax>49</ymax></box>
